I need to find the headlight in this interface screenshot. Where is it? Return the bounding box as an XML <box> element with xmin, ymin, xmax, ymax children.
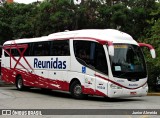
<box><xmin>110</xmin><ymin>84</ymin><xmax>122</xmax><ymax>89</ymax></box>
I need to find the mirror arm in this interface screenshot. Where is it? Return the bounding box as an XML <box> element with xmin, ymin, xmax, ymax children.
<box><xmin>138</xmin><ymin>43</ymin><xmax>154</xmax><ymax>50</ymax></box>
<box><xmin>138</xmin><ymin>43</ymin><xmax>156</xmax><ymax>58</ymax></box>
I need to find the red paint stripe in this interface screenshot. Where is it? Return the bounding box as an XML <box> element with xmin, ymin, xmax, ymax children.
<box><xmin>48</xmin><ymin>36</ymin><xmax>113</xmax><ymax>46</ymax></box>
<box><xmin>95</xmin><ymin>74</ymin><xmax>147</xmax><ymax>90</ymax></box>
<box><xmin>3</xmin><ymin>44</ymin><xmax>28</xmax><ymax>49</ymax></box>
<box><xmin>1</xmin><ymin>67</ymin><xmax>70</xmax><ymax>91</ymax></box>
<box><xmin>3</xmin><ymin>43</ymin><xmax>33</xmax><ymax>72</ymax></box>
<box><xmin>13</xmin><ymin>42</ymin><xmax>24</xmax><ymax>69</ymax></box>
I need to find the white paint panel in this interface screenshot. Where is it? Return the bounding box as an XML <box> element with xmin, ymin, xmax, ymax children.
<box><xmin>95</xmin><ymin>72</ymin><xmax>109</xmax><ymax>96</ymax></box>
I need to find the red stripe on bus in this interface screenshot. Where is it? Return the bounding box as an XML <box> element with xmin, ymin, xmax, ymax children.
<box><xmin>48</xmin><ymin>36</ymin><xmax>113</xmax><ymax>46</ymax></box>
<box><xmin>95</xmin><ymin>74</ymin><xmax>147</xmax><ymax>90</ymax></box>
<box><xmin>3</xmin><ymin>43</ymin><xmax>33</xmax><ymax>71</ymax></box>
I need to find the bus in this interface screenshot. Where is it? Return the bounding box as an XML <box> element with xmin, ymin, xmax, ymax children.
<box><xmin>1</xmin><ymin>29</ymin><xmax>156</xmax><ymax>99</ymax></box>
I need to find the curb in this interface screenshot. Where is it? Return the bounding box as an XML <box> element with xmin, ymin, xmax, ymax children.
<box><xmin>0</xmin><ymin>83</ymin><xmax>14</xmax><ymax>87</ymax></box>
<box><xmin>0</xmin><ymin>79</ymin><xmax>14</xmax><ymax>87</ymax></box>
<box><xmin>147</xmin><ymin>93</ymin><xmax>160</xmax><ymax>96</ymax></box>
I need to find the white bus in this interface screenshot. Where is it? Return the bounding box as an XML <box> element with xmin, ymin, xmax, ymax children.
<box><xmin>1</xmin><ymin>29</ymin><xmax>156</xmax><ymax>99</ymax></box>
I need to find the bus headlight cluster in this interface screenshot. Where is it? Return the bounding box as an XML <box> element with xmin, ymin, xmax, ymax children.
<box><xmin>110</xmin><ymin>84</ymin><xmax>122</xmax><ymax>89</ymax></box>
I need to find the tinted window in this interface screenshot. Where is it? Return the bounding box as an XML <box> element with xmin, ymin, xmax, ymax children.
<box><xmin>95</xmin><ymin>43</ymin><xmax>108</xmax><ymax>74</ymax></box>
<box><xmin>4</xmin><ymin>48</ymin><xmax>20</xmax><ymax>57</ymax></box>
<box><xmin>4</xmin><ymin>49</ymin><xmax>10</xmax><ymax>57</ymax></box>
<box><xmin>50</xmin><ymin>40</ymin><xmax>70</xmax><ymax>56</ymax></box>
<box><xmin>4</xmin><ymin>40</ymin><xmax>70</xmax><ymax>57</ymax></box>
<box><xmin>74</xmin><ymin>41</ymin><xmax>91</xmax><ymax>65</ymax></box>
<box><xmin>24</xmin><ymin>43</ymin><xmax>32</xmax><ymax>56</ymax></box>
<box><xmin>4</xmin><ymin>44</ymin><xmax>32</xmax><ymax>57</ymax></box>
<box><xmin>11</xmin><ymin>49</ymin><xmax>20</xmax><ymax>56</ymax></box>
<box><xmin>73</xmin><ymin>40</ymin><xmax>108</xmax><ymax>75</ymax></box>
<box><xmin>31</xmin><ymin>42</ymin><xmax>50</xmax><ymax>56</ymax></box>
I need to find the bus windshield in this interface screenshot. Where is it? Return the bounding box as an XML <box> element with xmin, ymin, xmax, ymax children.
<box><xmin>110</xmin><ymin>44</ymin><xmax>147</xmax><ymax>79</ymax></box>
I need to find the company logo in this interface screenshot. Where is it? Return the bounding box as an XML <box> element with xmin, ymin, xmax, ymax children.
<box><xmin>34</xmin><ymin>58</ymin><xmax>66</xmax><ymax>69</ymax></box>
<box><xmin>129</xmin><ymin>84</ymin><xmax>138</xmax><ymax>86</ymax></box>
<box><xmin>2</xmin><ymin>110</ymin><xmax>11</xmax><ymax>115</ymax></box>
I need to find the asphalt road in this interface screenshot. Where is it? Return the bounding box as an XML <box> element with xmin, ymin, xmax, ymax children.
<box><xmin>0</xmin><ymin>86</ymin><xmax>160</xmax><ymax>118</ymax></box>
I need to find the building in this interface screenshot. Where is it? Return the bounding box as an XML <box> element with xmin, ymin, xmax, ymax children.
<box><xmin>0</xmin><ymin>0</ymin><xmax>13</xmax><ymax>4</ymax></box>
<box><xmin>7</xmin><ymin>0</ymin><xmax>13</xmax><ymax>3</ymax></box>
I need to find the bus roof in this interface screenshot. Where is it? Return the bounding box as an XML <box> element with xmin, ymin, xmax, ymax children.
<box><xmin>3</xmin><ymin>29</ymin><xmax>137</xmax><ymax>45</ymax></box>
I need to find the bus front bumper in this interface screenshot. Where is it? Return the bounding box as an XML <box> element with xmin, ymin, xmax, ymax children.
<box><xmin>108</xmin><ymin>83</ymin><xmax>148</xmax><ymax>98</ymax></box>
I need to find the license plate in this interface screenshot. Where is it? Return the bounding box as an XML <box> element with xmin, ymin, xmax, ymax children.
<box><xmin>130</xmin><ymin>92</ymin><xmax>137</xmax><ymax>95</ymax></box>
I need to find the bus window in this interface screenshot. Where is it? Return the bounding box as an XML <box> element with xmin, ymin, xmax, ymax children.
<box><xmin>24</xmin><ymin>43</ymin><xmax>32</xmax><ymax>56</ymax></box>
<box><xmin>31</xmin><ymin>41</ymin><xmax>50</xmax><ymax>56</ymax></box>
<box><xmin>4</xmin><ymin>48</ymin><xmax>20</xmax><ymax>57</ymax></box>
<box><xmin>11</xmin><ymin>49</ymin><xmax>20</xmax><ymax>56</ymax></box>
<box><xmin>4</xmin><ymin>45</ymin><xmax>27</xmax><ymax>57</ymax></box>
<box><xmin>4</xmin><ymin>49</ymin><xmax>10</xmax><ymax>57</ymax></box>
<box><xmin>95</xmin><ymin>43</ymin><xmax>108</xmax><ymax>75</ymax></box>
<box><xmin>73</xmin><ymin>40</ymin><xmax>108</xmax><ymax>75</ymax></box>
<box><xmin>74</xmin><ymin>41</ymin><xmax>91</xmax><ymax>66</ymax></box>
<box><xmin>50</xmin><ymin>40</ymin><xmax>70</xmax><ymax>56</ymax></box>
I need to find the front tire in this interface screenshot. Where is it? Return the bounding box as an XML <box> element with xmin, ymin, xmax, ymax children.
<box><xmin>16</xmin><ymin>76</ymin><xmax>25</xmax><ymax>91</ymax></box>
<box><xmin>70</xmin><ymin>81</ymin><xmax>86</xmax><ymax>99</ymax></box>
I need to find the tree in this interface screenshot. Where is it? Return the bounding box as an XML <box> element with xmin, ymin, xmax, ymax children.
<box><xmin>138</xmin><ymin>2</ymin><xmax>160</xmax><ymax>91</ymax></box>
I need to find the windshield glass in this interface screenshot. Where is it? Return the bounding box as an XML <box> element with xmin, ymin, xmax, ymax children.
<box><xmin>110</xmin><ymin>44</ymin><xmax>147</xmax><ymax>79</ymax></box>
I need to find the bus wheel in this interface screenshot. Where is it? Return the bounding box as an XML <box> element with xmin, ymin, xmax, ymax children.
<box><xmin>70</xmin><ymin>81</ymin><xmax>85</xmax><ymax>99</ymax></box>
<box><xmin>16</xmin><ymin>76</ymin><xmax>25</xmax><ymax>91</ymax></box>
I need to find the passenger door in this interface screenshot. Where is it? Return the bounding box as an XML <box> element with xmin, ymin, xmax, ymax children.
<box><xmin>73</xmin><ymin>41</ymin><xmax>96</xmax><ymax>94</ymax></box>
<box><xmin>94</xmin><ymin>44</ymin><xmax>109</xmax><ymax>96</ymax></box>
<box><xmin>73</xmin><ymin>40</ymin><xmax>109</xmax><ymax>95</ymax></box>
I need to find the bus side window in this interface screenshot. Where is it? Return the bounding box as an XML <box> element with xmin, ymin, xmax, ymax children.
<box><xmin>4</xmin><ymin>46</ymin><xmax>25</xmax><ymax>57</ymax></box>
<box><xmin>73</xmin><ymin>40</ymin><xmax>108</xmax><ymax>75</ymax></box>
<box><xmin>11</xmin><ymin>49</ymin><xmax>20</xmax><ymax>56</ymax></box>
<box><xmin>50</xmin><ymin>40</ymin><xmax>70</xmax><ymax>56</ymax></box>
<box><xmin>24</xmin><ymin>43</ymin><xmax>32</xmax><ymax>56</ymax></box>
<box><xmin>73</xmin><ymin>41</ymin><xmax>91</xmax><ymax>65</ymax></box>
<box><xmin>4</xmin><ymin>49</ymin><xmax>10</xmax><ymax>57</ymax></box>
<box><xmin>31</xmin><ymin>41</ymin><xmax>50</xmax><ymax>56</ymax></box>
<box><xmin>95</xmin><ymin>43</ymin><xmax>108</xmax><ymax>75</ymax></box>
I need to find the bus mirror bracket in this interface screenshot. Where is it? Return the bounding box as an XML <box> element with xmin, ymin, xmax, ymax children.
<box><xmin>139</xmin><ymin>43</ymin><xmax>156</xmax><ymax>59</ymax></box>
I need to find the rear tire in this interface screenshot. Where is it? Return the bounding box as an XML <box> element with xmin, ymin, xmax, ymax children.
<box><xmin>70</xmin><ymin>80</ymin><xmax>86</xmax><ymax>99</ymax></box>
<box><xmin>16</xmin><ymin>76</ymin><xmax>25</xmax><ymax>91</ymax></box>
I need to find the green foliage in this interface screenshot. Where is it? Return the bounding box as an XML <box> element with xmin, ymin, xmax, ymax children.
<box><xmin>0</xmin><ymin>0</ymin><xmax>157</xmax><ymax>40</ymax></box>
<box><xmin>139</xmin><ymin>2</ymin><xmax>160</xmax><ymax>91</ymax></box>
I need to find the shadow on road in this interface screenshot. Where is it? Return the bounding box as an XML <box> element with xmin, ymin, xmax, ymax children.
<box><xmin>7</xmin><ymin>87</ymin><xmax>146</xmax><ymax>103</ymax></box>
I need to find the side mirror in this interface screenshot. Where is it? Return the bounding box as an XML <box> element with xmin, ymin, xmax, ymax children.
<box><xmin>139</xmin><ymin>43</ymin><xmax>156</xmax><ymax>59</ymax></box>
<box><xmin>150</xmin><ymin>49</ymin><xmax>156</xmax><ymax>58</ymax></box>
<box><xmin>108</xmin><ymin>45</ymin><xmax>114</xmax><ymax>56</ymax></box>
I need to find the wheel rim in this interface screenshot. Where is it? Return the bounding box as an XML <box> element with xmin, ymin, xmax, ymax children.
<box><xmin>18</xmin><ymin>79</ymin><xmax>22</xmax><ymax>89</ymax></box>
<box><xmin>74</xmin><ymin>85</ymin><xmax>82</xmax><ymax>96</ymax></box>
